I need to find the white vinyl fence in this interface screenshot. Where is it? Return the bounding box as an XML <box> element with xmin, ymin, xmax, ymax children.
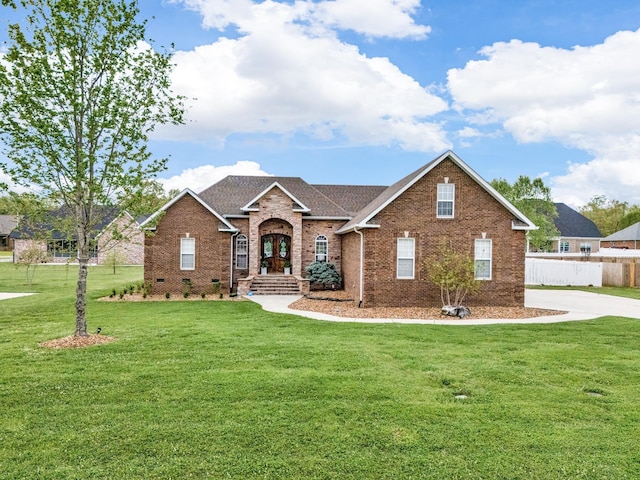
<box><xmin>525</xmin><ymin>258</ymin><xmax>602</xmax><ymax>287</ymax></box>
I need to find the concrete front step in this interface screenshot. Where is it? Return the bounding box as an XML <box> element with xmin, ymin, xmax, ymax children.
<box><xmin>250</xmin><ymin>275</ymin><xmax>301</xmax><ymax>295</ymax></box>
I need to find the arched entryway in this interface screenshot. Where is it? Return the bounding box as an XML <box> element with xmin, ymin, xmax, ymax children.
<box><xmin>257</xmin><ymin>218</ymin><xmax>294</xmax><ymax>274</ymax></box>
<box><xmin>261</xmin><ymin>233</ymin><xmax>291</xmax><ymax>273</ymax></box>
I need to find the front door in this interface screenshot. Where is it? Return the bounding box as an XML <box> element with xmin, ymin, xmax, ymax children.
<box><xmin>261</xmin><ymin>234</ymin><xmax>291</xmax><ymax>273</ymax></box>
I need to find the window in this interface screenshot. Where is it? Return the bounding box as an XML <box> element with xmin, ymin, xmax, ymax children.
<box><xmin>437</xmin><ymin>183</ymin><xmax>455</xmax><ymax>218</ymax></box>
<box><xmin>236</xmin><ymin>234</ymin><xmax>248</xmax><ymax>269</ymax></box>
<box><xmin>180</xmin><ymin>237</ymin><xmax>195</xmax><ymax>270</ymax></box>
<box><xmin>397</xmin><ymin>237</ymin><xmax>415</xmax><ymax>279</ymax></box>
<box><xmin>315</xmin><ymin>235</ymin><xmax>328</xmax><ymax>262</ymax></box>
<box><xmin>580</xmin><ymin>243</ymin><xmax>592</xmax><ymax>254</ymax></box>
<box><xmin>47</xmin><ymin>239</ymin><xmax>96</xmax><ymax>258</ymax></box>
<box><xmin>474</xmin><ymin>239</ymin><xmax>492</xmax><ymax>280</ymax></box>
<box><xmin>559</xmin><ymin>241</ymin><xmax>570</xmax><ymax>253</ymax></box>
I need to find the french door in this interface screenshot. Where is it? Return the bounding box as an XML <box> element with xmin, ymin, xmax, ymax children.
<box><xmin>261</xmin><ymin>234</ymin><xmax>291</xmax><ymax>272</ymax></box>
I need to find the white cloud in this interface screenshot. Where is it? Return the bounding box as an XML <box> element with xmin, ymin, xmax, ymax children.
<box><xmin>176</xmin><ymin>0</ymin><xmax>429</xmax><ymax>39</ymax></box>
<box><xmin>312</xmin><ymin>0</ymin><xmax>430</xmax><ymax>39</ymax></box>
<box><xmin>160</xmin><ymin>0</ymin><xmax>449</xmax><ymax>152</ymax></box>
<box><xmin>447</xmin><ymin>29</ymin><xmax>640</xmax><ymax>205</ymax></box>
<box><xmin>158</xmin><ymin>160</ymin><xmax>271</xmax><ymax>193</ymax></box>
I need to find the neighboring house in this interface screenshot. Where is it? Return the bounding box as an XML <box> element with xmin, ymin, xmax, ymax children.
<box><xmin>601</xmin><ymin>222</ymin><xmax>640</xmax><ymax>249</ymax></box>
<box><xmin>550</xmin><ymin>203</ymin><xmax>602</xmax><ymax>254</ymax></box>
<box><xmin>10</xmin><ymin>207</ymin><xmax>145</xmax><ymax>265</ymax></box>
<box><xmin>143</xmin><ymin>151</ymin><xmax>536</xmax><ymax>307</ymax></box>
<box><xmin>0</xmin><ymin>215</ymin><xmax>18</xmax><ymax>251</ymax></box>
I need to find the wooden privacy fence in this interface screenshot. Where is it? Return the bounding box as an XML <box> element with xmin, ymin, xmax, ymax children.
<box><xmin>525</xmin><ymin>258</ymin><xmax>602</xmax><ymax>287</ymax></box>
<box><xmin>602</xmin><ymin>262</ymin><xmax>637</xmax><ymax>287</ymax></box>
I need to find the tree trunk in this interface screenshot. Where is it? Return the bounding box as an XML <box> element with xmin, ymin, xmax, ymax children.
<box><xmin>75</xmin><ymin>257</ymin><xmax>88</xmax><ymax>336</ymax></box>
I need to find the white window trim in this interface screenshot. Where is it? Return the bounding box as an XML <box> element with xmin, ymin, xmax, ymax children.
<box><xmin>315</xmin><ymin>235</ymin><xmax>328</xmax><ymax>262</ymax></box>
<box><xmin>559</xmin><ymin>241</ymin><xmax>570</xmax><ymax>253</ymax></box>
<box><xmin>180</xmin><ymin>237</ymin><xmax>195</xmax><ymax>271</ymax></box>
<box><xmin>397</xmin><ymin>237</ymin><xmax>415</xmax><ymax>279</ymax></box>
<box><xmin>437</xmin><ymin>183</ymin><xmax>455</xmax><ymax>219</ymax></box>
<box><xmin>236</xmin><ymin>234</ymin><xmax>248</xmax><ymax>269</ymax></box>
<box><xmin>474</xmin><ymin>238</ymin><xmax>492</xmax><ymax>280</ymax></box>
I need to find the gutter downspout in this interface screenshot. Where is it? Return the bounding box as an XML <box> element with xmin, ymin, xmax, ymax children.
<box><xmin>230</xmin><ymin>231</ymin><xmax>238</xmax><ymax>294</ymax></box>
<box><xmin>354</xmin><ymin>227</ymin><xmax>364</xmax><ymax>308</ymax></box>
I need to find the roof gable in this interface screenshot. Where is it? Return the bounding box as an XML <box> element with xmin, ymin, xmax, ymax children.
<box><xmin>337</xmin><ymin>150</ymin><xmax>537</xmax><ymax>234</ymax></box>
<box><xmin>140</xmin><ymin>189</ymin><xmax>237</xmax><ymax>232</ymax></box>
<box><xmin>198</xmin><ymin>176</ymin><xmax>351</xmax><ymax>218</ymax></box>
<box><xmin>241</xmin><ymin>181</ymin><xmax>310</xmax><ymax>213</ymax></box>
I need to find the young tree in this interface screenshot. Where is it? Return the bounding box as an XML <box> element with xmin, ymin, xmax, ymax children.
<box><xmin>0</xmin><ymin>0</ymin><xmax>184</xmax><ymax>336</ymax></box>
<box><xmin>491</xmin><ymin>176</ymin><xmax>559</xmax><ymax>251</ymax></box>
<box><xmin>427</xmin><ymin>240</ymin><xmax>482</xmax><ymax>307</ymax></box>
<box><xmin>15</xmin><ymin>243</ymin><xmax>50</xmax><ymax>287</ymax></box>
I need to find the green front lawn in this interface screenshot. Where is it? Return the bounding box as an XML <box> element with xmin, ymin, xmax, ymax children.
<box><xmin>528</xmin><ymin>284</ymin><xmax>640</xmax><ymax>300</ymax></box>
<box><xmin>2</xmin><ymin>264</ymin><xmax>640</xmax><ymax>479</ymax></box>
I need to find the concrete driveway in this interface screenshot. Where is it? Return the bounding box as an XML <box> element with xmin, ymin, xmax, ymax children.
<box><xmin>247</xmin><ymin>289</ymin><xmax>640</xmax><ymax>325</ymax></box>
<box><xmin>525</xmin><ymin>289</ymin><xmax>640</xmax><ymax>320</ymax></box>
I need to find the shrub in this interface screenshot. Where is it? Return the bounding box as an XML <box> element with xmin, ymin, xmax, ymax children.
<box><xmin>182</xmin><ymin>279</ymin><xmax>193</xmax><ymax>298</ymax></box>
<box><xmin>304</xmin><ymin>261</ymin><xmax>342</xmax><ymax>289</ymax></box>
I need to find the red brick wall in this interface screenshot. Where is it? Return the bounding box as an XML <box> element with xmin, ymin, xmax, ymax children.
<box><xmin>347</xmin><ymin>159</ymin><xmax>527</xmax><ymax>307</ymax></box>
<box><xmin>341</xmin><ymin>231</ymin><xmax>361</xmax><ymax>301</ymax></box>
<box><xmin>144</xmin><ymin>194</ymin><xmax>232</xmax><ymax>295</ymax></box>
<box><xmin>302</xmin><ymin>219</ymin><xmax>344</xmax><ymax>274</ymax></box>
<box><xmin>601</xmin><ymin>240</ymin><xmax>638</xmax><ymax>249</ymax></box>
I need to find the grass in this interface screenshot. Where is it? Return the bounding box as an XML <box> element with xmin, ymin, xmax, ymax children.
<box><xmin>2</xmin><ymin>264</ymin><xmax>640</xmax><ymax>479</ymax></box>
<box><xmin>528</xmin><ymin>284</ymin><xmax>640</xmax><ymax>300</ymax></box>
<box><xmin>0</xmin><ymin>250</ymin><xmax>12</xmax><ymax>257</ymax></box>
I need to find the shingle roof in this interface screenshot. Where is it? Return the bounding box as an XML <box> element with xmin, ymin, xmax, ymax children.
<box><xmin>603</xmin><ymin>221</ymin><xmax>640</xmax><ymax>241</ymax></box>
<box><xmin>310</xmin><ymin>185</ymin><xmax>387</xmax><ymax>216</ymax></box>
<box><xmin>554</xmin><ymin>203</ymin><xmax>602</xmax><ymax>238</ymax></box>
<box><xmin>0</xmin><ymin>215</ymin><xmax>18</xmax><ymax>235</ymax></box>
<box><xmin>198</xmin><ymin>176</ymin><xmax>355</xmax><ymax>217</ymax></box>
<box><xmin>9</xmin><ymin>206</ymin><xmax>120</xmax><ymax>239</ymax></box>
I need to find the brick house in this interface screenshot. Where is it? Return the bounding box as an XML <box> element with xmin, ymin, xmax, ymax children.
<box><xmin>142</xmin><ymin>151</ymin><xmax>536</xmax><ymax>307</ymax></box>
<box><xmin>601</xmin><ymin>221</ymin><xmax>640</xmax><ymax>250</ymax></box>
<box><xmin>550</xmin><ymin>203</ymin><xmax>602</xmax><ymax>254</ymax></box>
<box><xmin>11</xmin><ymin>208</ymin><xmax>145</xmax><ymax>265</ymax></box>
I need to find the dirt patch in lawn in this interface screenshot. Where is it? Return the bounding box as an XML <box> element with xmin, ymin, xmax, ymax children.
<box><xmin>97</xmin><ymin>293</ymin><xmax>246</xmax><ymax>302</ymax></box>
<box><xmin>290</xmin><ymin>291</ymin><xmax>565</xmax><ymax>320</ymax></box>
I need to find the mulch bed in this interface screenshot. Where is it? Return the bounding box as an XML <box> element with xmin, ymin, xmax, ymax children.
<box><xmin>290</xmin><ymin>291</ymin><xmax>565</xmax><ymax>320</ymax></box>
<box><xmin>39</xmin><ymin>334</ymin><xmax>116</xmax><ymax>349</ymax></box>
<box><xmin>97</xmin><ymin>293</ymin><xmax>246</xmax><ymax>302</ymax></box>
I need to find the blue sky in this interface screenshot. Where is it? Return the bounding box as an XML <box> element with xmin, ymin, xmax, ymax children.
<box><xmin>3</xmin><ymin>1</ymin><xmax>640</xmax><ymax>207</ymax></box>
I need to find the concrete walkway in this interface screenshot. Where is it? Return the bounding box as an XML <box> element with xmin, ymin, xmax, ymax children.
<box><xmin>0</xmin><ymin>292</ymin><xmax>35</xmax><ymax>301</ymax></box>
<box><xmin>247</xmin><ymin>289</ymin><xmax>640</xmax><ymax>325</ymax></box>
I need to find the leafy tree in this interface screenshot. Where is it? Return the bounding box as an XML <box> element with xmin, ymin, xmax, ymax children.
<box><xmin>0</xmin><ymin>191</ymin><xmax>56</xmax><ymax>216</ymax></box>
<box><xmin>580</xmin><ymin>195</ymin><xmax>634</xmax><ymax>236</ymax></box>
<box><xmin>619</xmin><ymin>208</ymin><xmax>640</xmax><ymax>231</ymax></box>
<box><xmin>0</xmin><ymin>0</ymin><xmax>184</xmax><ymax>336</ymax></box>
<box><xmin>304</xmin><ymin>262</ymin><xmax>342</xmax><ymax>289</ymax></box>
<box><xmin>132</xmin><ymin>179</ymin><xmax>181</xmax><ymax>215</ymax></box>
<box><xmin>427</xmin><ymin>241</ymin><xmax>481</xmax><ymax>307</ymax></box>
<box><xmin>15</xmin><ymin>243</ymin><xmax>50</xmax><ymax>286</ymax></box>
<box><xmin>491</xmin><ymin>176</ymin><xmax>559</xmax><ymax>251</ymax></box>
<box><xmin>103</xmin><ymin>248</ymin><xmax>128</xmax><ymax>275</ymax></box>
